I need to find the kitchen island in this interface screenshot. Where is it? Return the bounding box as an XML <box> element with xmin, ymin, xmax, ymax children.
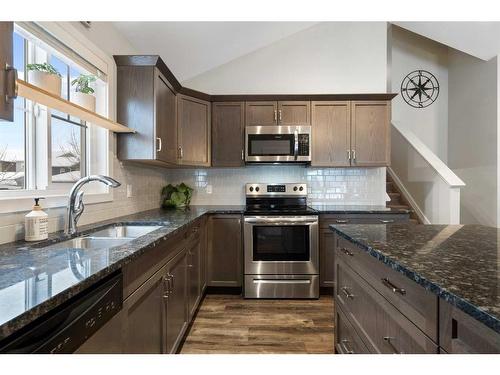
<box><xmin>330</xmin><ymin>223</ymin><xmax>500</xmax><ymax>353</ymax></box>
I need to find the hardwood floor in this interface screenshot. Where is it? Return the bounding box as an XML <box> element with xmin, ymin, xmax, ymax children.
<box><xmin>180</xmin><ymin>294</ymin><xmax>334</xmax><ymax>354</ymax></box>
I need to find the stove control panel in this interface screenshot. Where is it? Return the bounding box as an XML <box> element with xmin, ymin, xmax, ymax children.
<box><xmin>246</xmin><ymin>183</ymin><xmax>307</xmax><ymax>196</ymax></box>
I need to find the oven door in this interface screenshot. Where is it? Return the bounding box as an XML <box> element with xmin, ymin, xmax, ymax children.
<box><xmin>244</xmin><ymin>215</ymin><xmax>319</xmax><ymax>275</ymax></box>
<box><xmin>245</xmin><ymin>125</ymin><xmax>311</xmax><ymax>163</ymax></box>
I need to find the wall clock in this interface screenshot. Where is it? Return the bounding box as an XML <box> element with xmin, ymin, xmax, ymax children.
<box><xmin>401</xmin><ymin>70</ymin><xmax>439</xmax><ymax>108</ymax></box>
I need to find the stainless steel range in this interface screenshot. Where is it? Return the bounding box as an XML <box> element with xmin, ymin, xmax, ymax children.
<box><xmin>243</xmin><ymin>183</ymin><xmax>319</xmax><ymax>299</ymax></box>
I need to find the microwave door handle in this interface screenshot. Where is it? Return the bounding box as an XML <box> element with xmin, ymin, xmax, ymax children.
<box><xmin>294</xmin><ymin>130</ymin><xmax>299</xmax><ymax>160</ymax></box>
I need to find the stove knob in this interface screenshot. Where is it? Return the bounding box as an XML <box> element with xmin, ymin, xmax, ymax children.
<box><xmin>255</xmin><ymin>187</ymin><xmax>260</xmax><ymax>192</ymax></box>
<box><xmin>249</xmin><ymin>186</ymin><xmax>254</xmax><ymax>192</ymax></box>
<box><xmin>293</xmin><ymin>186</ymin><xmax>298</xmax><ymax>191</ymax></box>
<box><xmin>299</xmin><ymin>186</ymin><xmax>304</xmax><ymax>191</ymax></box>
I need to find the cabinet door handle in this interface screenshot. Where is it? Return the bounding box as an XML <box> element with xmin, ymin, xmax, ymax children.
<box><xmin>162</xmin><ymin>275</ymin><xmax>170</xmax><ymax>299</ymax></box>
<box><xmin>352</xmin><ymin>149</ymin><xmax>356</xmax><ymax>161</ymax></box>
<box><xmin>341</xmin><ymin>286</ymin><xmax>354</xmax><ymax>299</ymax></box>
<box><xmin>379</xmin><ymin>219</ymin><xmax>395</xmax><ymax>224</ymax></box>
<box><xmin>347</xmin><ymin>149</ymin><xmax>351</xmax><ymax>160</ymax></box>
<box><xmin>383</xmin><ymin>336</ymin><xmax>402</xmax><ymax>354</ymax></box>
<box><xmin>241</xmin><ymin>149</ymin><xmax>244</xmax><ymax>161</ymax></box>
<box><xmin>5</xmin><ymin>64</ymin><xmax>18</xmax><ymax>102</ymax></box>
<box><xmin>278</xmin><ymin>109</ymin><xmax>282</xmax><ymax>123</ymax></box>
<box><xmin>340</xmin><ymin>339</ymin><xmax>354</xmax><ymax>354</ymax></box>
<box><xmin>178</xmin><ymin>146</ymin><xmax>183</xmax><ymax>159</ymax></box>
<box><xmin>340</xmin><ymin>247</ymin><xmax>354</xmax><ymax>257</ymax></box>
<box><xmin>156</xmin><ymin>137</ymin><xmax>162</xmax><ymax>152</ymax></box>
<box><xmin>381</xmin><ymin>278</ymin><xmax>406</xmax><ymax>295</ymax></box>
<box><xmin>336</xmin><ymin>219</ymin><xmax>350</xmax><ymax>223</ymax></box>
<box><xmin>170</xmin><ymin>274</ymin><xmax>174</xmax><ymax>290</ymax></box>
<box><xmin>274</xmin><ymin>110</ymin><xmax>277</xmax><ymax>123</ymax></box>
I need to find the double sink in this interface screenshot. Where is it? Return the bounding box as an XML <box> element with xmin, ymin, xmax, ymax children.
<box><xmin>48</xmin><ymin>224</ymin><xmax>163</xmax><ymax>250</ymax></box>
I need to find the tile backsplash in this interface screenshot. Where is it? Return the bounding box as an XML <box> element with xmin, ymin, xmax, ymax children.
<box><xmin>166</xmin><ymin>166</ymin><xmax>388</xmax><ymax>205</ymax></box>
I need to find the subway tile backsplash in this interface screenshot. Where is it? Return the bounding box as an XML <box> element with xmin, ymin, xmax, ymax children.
<box><xmin>166</xmin><ymin>166</ymin><xmax>387</xmax><ymax>206</ymax></box>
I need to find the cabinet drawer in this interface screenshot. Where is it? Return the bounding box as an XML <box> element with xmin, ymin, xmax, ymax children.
<box><xmin>335</xmin><ymin>236</ymin><xmax>438</xmax><ymax>341</ymax></box>
<box><xmin>335</xmin><ymin>258</ymin><xmax>438</xmax><ymax>353</ymax></box>
<box><xmin>320</xmin><ymin>214</ymin><xmax>409</xmax><ymax>228</ymax></box>
<box><xmin>440</xmin><ymin>301</ymin><xmax>500</xmax><ymax>353</ymax></box>
<box><xmin>335</xmin><ymin>305</ymin><xmax>371</xmax><ymax>354</ymax></box>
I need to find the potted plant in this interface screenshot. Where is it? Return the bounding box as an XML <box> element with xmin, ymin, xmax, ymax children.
<box><xmin>71</xmin><ymin>74</ymin><xmax>97</xmax><ymax>111</ymax></box>
<box><xmin>161</xmin><ymin>183</ymin><xmax>194</xmax><ymax>209</ymax></box>
<box><xmin>26</xmin><ymin>63</ymin><xmax>62</xmax><ymax>97</ymax></box>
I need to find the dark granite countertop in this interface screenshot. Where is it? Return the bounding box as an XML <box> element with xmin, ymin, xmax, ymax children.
<box><xmin>330</xmin><ymin>224</ymin><xmax>500</xmax><ymax>334</ymax></box>
<box><xmin>310</xmin><ymin>204</ymin><xmax>409</xmax><ymax>214</ymax></box>
<box><xmin>0</xmin><ymin>205</ymin><xmax>244</xmax><ymax>341</ymax></box>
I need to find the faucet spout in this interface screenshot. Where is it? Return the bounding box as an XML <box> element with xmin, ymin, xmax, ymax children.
<box><xmin>65</xmin><ymin>175</ymin><xmax>121</xmax><ymax>235</ymax></box>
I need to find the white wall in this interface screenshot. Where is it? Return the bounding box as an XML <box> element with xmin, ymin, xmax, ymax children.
<box><xmin>184</xmin><ymin>22</ymin><xmax>388</xmax><ymax>94</ymax></box>
<box><xmin>391</xmin><ymin>26</ymin><xmax>449</xmax><ymax>162</ymax></box>
<box><xmin>448</xmin><ymin>52</ymin><xmax>498</xmax><ymax>226</ymax></box>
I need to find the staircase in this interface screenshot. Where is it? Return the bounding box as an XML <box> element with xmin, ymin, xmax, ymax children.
<box><xmin>386</xmin><ymin>173</ymin><xmax>420</xmax><ymax>224</ymax></box>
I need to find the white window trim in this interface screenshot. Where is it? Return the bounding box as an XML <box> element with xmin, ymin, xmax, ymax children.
<box><xmin>0</xmin><ymin>22</ymin><xmax>117</xmax><ymax>214</ymax></box>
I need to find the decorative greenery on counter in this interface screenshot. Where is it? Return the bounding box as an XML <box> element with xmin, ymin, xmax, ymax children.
<box><xmin>71</xmin><ymin>74</ymin><xmax>97</xmax><ymax>94</ymax></box>
<box><xmin>161</xmin><ymin>183</ymin><xmax>193</xmax><ymax>209</ymax></box>
<box><xmin>26</xmin><ymin>63</ymin><xmax>61</xmax><ymax>77</ymax></box>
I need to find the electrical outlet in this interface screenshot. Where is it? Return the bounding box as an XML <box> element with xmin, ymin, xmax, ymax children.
<box><xmin>206</xmin><ymin>185</ymin><xmax>213</xmax><ymax>194</ymax></box>
<box><xmin>126</xmin><ymin>184</ymin><xmax>133</xmax><ymax>198</ymax></box>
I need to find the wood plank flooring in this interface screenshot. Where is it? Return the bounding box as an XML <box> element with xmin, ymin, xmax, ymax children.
<box><xmin>180</xmin><ymin>294</ymin><xmax>334</xmax><ymax>354</ymax></box>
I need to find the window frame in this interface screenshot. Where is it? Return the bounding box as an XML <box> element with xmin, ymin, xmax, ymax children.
<box><xmin>0</xmin><ymin>22</ymin><xmax>116</xmax><ymax>214</ymax></box>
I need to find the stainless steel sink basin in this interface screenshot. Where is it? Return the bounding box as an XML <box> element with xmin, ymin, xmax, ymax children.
<box><xmin>49</xmin><ymin>237</ymin><xmax>133</xmax><ymax>250</ymax></box>
<box><xmin>90</xmin><ymin>225</ymin><xmax>163</xmax><ymax>239</ymax></box>
<box><xmin>47</xmin><ymin>225</ymin><xmax>163</xmax><ymax>250</ymax></box>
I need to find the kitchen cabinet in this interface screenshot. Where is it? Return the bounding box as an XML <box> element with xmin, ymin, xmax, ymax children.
<box><xmin>177</xmin><ymin>94</ymin><xmax>211</xmax><ymax>166</ymax></box>
<box><xmin>116</xmin><ymin>64</ymin><xmax>177</xmax><ymax>165</ymax></box>
<box><xmin>245</xmin><ymin>101</ymin><xmax>310</xmax><ymax>126</ymax></box>
<box><xmin>311</xmin><ymin>101</ymin><xmax>391</xmax><ymax>167</ymax></box>
<box><xmin>439</xmin><ymin>300</ymin><xmax>500</xmax><ymax>353</ymax></box>
<box><xmin>122</xmin><ymin>263</ymin><xmax>168</xmax><ymax>354</ymax></box>
<box><xmin>164</xmin><ymin>249</ymin><xmax>189</xmax><ymax>353</ymax></box>
<box><xmin>319</xmin><ymin>213</ymin><xmax>409</xmax><ymax>289</ymax></box>
<box><xmin>350</xmin><ymin>101</ymin><xmax>391</xmax><ymax>166</ymax></box>
<box><xmin>187</xmin><ymin>236</ymin><xmax>202</xmax><ymax>319</ymax></box>
<box><xmin>207</xmin><ymin>215</ymin><xmax>242</xmax><ymax>287</ymax></box>
<box><xmin>311</xmin><ymin>101</ymin><xmax>351</xmax><ymax>167</ymax></box>
<box><xmin>212</xmin><ymin>102</ymin><xmax>245</xmax><ymax>167</ymax></box>
<box><xmin>0</xmin><ymin>22</ymin><xmax>14</xmax><ymax>121</ymax></box>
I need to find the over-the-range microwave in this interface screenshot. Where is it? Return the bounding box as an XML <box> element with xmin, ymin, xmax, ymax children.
<box><xmin>245</xmin><ymin>125</ymin><xmax>311</xmax><ymax>163</ymax></box>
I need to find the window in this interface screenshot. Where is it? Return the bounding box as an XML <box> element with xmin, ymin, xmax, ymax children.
<box><xmin>0</xmin><ymin>23</ymin><xmax>109</xmax><ymax>198</ymax></box>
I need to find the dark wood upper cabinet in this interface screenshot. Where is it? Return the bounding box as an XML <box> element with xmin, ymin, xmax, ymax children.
<box><xmin>245</xmin><ymin>101</ymin><xmax>278</xmax><ymax>126</ymax></box>
<box><xmin>212</xmin><ymin>102</ymin><xmax>245</xmax><ymax>167</ymax></box>
<box><xmin>116</xmin><ymin>65</ymin><xmax>177</xmax><ymax>166</ymax></box>
<box><xmin>177</xmin><ymin>94</ymin><xmax>211</xmax><ymax>166</ymax></box>
<box><xmin>278</xmin><ymin>101</ymin><xmax>310</xmax><ymax>125</ymax></box>
<box><xmin>311</xmin><ymin>101</ymin><xmax>350</xmax><ymax>167</ymax></box>
<box><xmin>0</xmin><ymin>22</ymin><xmax>14</xmax><ymax>121</ymax></box>
<box><xmin>351</xmin><ymin>101</ymin><xmax>390</xmax><ymax>167</ymax></box>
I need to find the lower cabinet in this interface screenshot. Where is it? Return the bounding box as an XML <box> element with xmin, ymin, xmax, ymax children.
<box><xmin>187</xmin><ymin>237</ymin><xmax>202</xmax><ymax>319</ymax></box>
<box><xmin>207</xmin><ymin>214</ymin><xmax>242</xmax><ymax>287</ymax></box>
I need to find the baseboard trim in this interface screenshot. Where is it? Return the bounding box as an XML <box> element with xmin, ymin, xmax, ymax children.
<box><xmin>205</xmin><ymin>286</ymin><xmax>243</xmax><ymax>295</ymax></box>
<box><xmin>320</xmin><ymin>287</ymin><xmax>334</xmax><ymax>296</ymax></box>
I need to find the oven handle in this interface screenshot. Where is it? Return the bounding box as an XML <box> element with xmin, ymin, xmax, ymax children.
<box><xmin>244</xmin><ymin>217</ymin><xmax>318</xmax><ymax>224</ymax></box>
<box><xmin>253</xmin><ymin>279</ymin><xmax>311</xmax><ymax>284</ymax></box>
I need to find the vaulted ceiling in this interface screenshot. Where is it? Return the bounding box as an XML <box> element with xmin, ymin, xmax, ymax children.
<box><xmin>112</xmin><ymin>22</ymin><xmax>317</xmax><ymax>82</ymax></box>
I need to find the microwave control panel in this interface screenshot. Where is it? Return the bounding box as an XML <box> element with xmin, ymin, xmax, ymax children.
<box><xmin>298</xmin><ymin>134</ymin><xmax>310</xmax><ymax>156</ymax></box>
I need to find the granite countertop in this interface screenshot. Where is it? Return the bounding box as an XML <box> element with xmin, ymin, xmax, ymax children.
<box><xmin>0</xmin><ymin>205</ymin><xmax>244</xmax><ymax>341</ymax></box>
<box><xmin>310</xmin><ymin>204</ymin><xmax>409</xmax><ymax>214</ymax></box>
<box><xmin>330</xmin><ymin>223</ymin><xmax>500</xmax><ymax>334</ymax></box>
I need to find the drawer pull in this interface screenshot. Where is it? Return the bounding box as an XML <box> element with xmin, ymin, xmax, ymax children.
<box><xmin>340</xmin><ymin>247</ymin><xmax>354</xmax><ymax>257</ymax></box>
<box><xmin>381</xmin><ymin>278</ymin><xmax>406</xmax><ymax>295</ymax></box>
<box><xmin>341</xmin><ymin>286</ymin><xmax>354</xmax><ymax>299</ymax></box>
<box><xmin>340</xmin><ymin>339</ymin><xmax>355</xmax><ymax>354</ymax></box>
<box><xmin>383</xmin><ymin>336</ymin><xmax>403</xmax><ymax>354</ymax></box>
<box><xmin>379</xmin><ymin>219</ymin><xmax>395</xmax><ymax>223</ymax></box>
<box><xmin>336</xmin><ymin>219</ymin><xmax>350</xmax><ymax>223</ymax></box>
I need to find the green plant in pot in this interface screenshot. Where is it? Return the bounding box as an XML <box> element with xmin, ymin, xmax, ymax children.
<box><xmin>26</xmin><ymin>63</ymin><xmax>62</xmax><ymax>97</ymax></box>
<box><xmin>161</xmin><ymin>183</ymin><xmax>193</xmax><ymax>209</ymax></box>
<box><xmin>71</xmin><ymin>74</ymin><xmax>97</xmax><ymax>111</ymax></box>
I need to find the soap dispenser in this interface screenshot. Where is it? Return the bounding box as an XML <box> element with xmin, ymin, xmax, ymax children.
<box><xmin>25</xmin><ymin>197</ymin><xmax>49</xmax><ymax>242</ymax></box>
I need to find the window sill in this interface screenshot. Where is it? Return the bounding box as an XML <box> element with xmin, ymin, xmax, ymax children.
<box><xmin>0</xmin><ymin>190</ymin><xmax>114</xmax><ymax>214</ymax></box>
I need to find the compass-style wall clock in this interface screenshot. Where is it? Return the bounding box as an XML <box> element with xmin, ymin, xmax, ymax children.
<box><xmin>401</xmin><ymin>70</ymin><xmax>439</xmax><ymax>108</ymax></box>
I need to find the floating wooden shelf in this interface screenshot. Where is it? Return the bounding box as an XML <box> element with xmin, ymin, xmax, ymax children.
<box><xmin>16</xmin><ymin>79</ymin><xmax>135</xmax><ymax>133</ymax></box>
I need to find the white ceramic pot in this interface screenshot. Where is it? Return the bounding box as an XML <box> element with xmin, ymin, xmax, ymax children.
<box><xmin>28</xmin><ymin>70</ymin><xmax>62</xmax><ymax>97</ymax></box>
<box><xmin>72</xmin><ymin>91</ymin><xmax>96</xmax><ymax>112</ymax></box>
